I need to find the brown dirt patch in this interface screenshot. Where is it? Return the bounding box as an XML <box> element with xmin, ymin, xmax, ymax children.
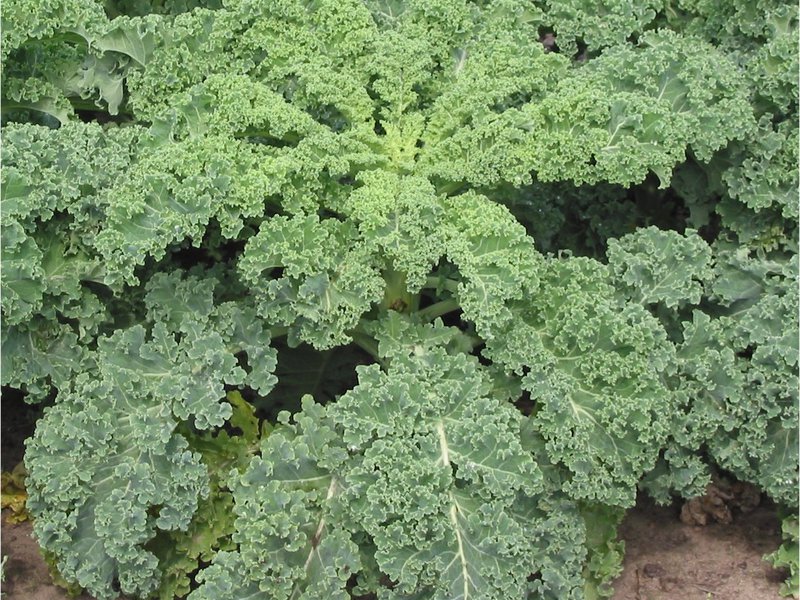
<box><xmin>612</xmin><ymin>496</ymin><xmax>787</xmax><ymax>600</ymax></box>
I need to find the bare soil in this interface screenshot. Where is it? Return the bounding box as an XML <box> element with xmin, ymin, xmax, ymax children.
<box><xmin>1</xmin><ymin>496</ymin><xmax>787</xmax><ymax>599</ymax></box>
<box><xmin>612</xmin><ymin>496</ymin><xmax>787</xmax><ymax>600</ymax></box>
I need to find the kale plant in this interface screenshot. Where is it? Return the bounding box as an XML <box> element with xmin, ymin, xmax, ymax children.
<box><xmin>2</xmin><ymin>0</ymin><xmax>797</xmax><ymax>598</ymax></box>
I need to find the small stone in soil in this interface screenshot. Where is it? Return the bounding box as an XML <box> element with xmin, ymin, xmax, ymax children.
<box><xmin>642</xmin><ymin>563</ymin><xmax>667</xmax><ymax>578</ymax></box>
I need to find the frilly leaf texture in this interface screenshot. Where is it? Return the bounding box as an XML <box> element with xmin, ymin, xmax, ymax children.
<box><xmin>191</xmin><ymin>339</ymin><xmax>601</xmax><ymax>600</ymax></box>
<box><xmin>2</xmin><ymin>0</ymin><xmax>797</xmax><ymax>598</ymax></box>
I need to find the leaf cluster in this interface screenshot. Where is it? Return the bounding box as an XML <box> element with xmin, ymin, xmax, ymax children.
<box><xmin>1</xmin><ymin>0</ymin><xmax>796</xmax><ymax>598</ymax></box>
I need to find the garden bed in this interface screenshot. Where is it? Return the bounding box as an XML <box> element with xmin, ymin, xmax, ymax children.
<box><xmin>1</xmin><ymin>498</ymin><xmax>786</xmax><ymax>600</ymax></box>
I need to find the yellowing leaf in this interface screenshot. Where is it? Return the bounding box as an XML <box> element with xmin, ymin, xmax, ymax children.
<box><xmin>1</xmin><ymin>462</ymin><xmax>29</xmax><ymax>523</ymax></box>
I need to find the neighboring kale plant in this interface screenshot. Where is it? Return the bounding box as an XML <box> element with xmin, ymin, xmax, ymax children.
<box><xmin>1</xmin><ymin>0</ymin><xmax>797</xmax><ymax>598</ymax></box>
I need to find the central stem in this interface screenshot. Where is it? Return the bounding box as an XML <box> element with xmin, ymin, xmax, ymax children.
<box><xmin>380</xmin><ymin>267</ymin><xmax>419</xmax><ymax>314</ymax></box>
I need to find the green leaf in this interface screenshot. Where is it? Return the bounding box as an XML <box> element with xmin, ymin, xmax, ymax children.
<box><xmin>239</xmin><ymin>215</ymin><xmax>384</xmax><ymax>349</ymax></box>
<box><xmin>24</xmin><ymin>288</ymin><xmax>279</xmax><ymax>599</ymax></box>
<box><xmin>191</xmin><ymin>398</ymin><xmax>359</xmax><ymax>600</ymax></box>
<box><xmin>1</xmin><ymin>220</ymin><xmax>45</xmax><ymax>324</ymax></box>
<box><xmin>607</xmin><ymin>226</ymin><xmax>713</xmax><ymax>308</ymax></box>
<box><xmin>153</xmin><ymin>391</ymin><xmax>262</xmax><ymax>599</ymax></box>
<box><xmin>485</xmin><ymin>257</ymin><xmax>674</xmax><ymax>507</ymax></box>
<box><xmin>1</xmin><ymin>319</ymin><xmax>88</xmax><ymax>400</ymax></box>
<box><xmin>580</xmin><ymin>503</ymin><xmax>625</xmax><ymax>599</ymax></box>
<box><xmin>766</xmin><ymin>516</ymin><xmax>800</xmax><ymax>598</ymax></box>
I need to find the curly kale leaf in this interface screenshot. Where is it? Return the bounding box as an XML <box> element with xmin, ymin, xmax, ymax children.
<box><xmin>766</xmin><ymin>515</ymin><xmax>800</xmax><ymax>597</ymax></box>
<box><xmin>644</xmin><ymin>244</ymin><xmax>799</xmax><ymax>507</ymax></box>
<box><xmin>1</xmin><ymin>122</ymin><xmax>141</xmax><ymax>327</ymax></box>
<box><xmin>442</xmin><ymin>190</ymin><xmax>542</xmax><ymax>335</ymax></box>
<box><xmin>238</xmin><ymin>214</ymin><xmax>385</xmax><ymax>349</ymax></box>
<box><xmin>1</xmin><ymin>0</ymin><xmax>107</xmax><ymax>61</ymax></box>
<box><xmin>708</xmin><ymin>246</ymin><xmax>799</xmax><ymax>505</ymax></box>
<box><xmin>1</xmin><ymin>318</ymin><xmax>89</xmax><ymax>400</ymax></box>
<box><xmin>481</xmin><ymin>257</ymin><xmax>674</xmax><ymax>507</ymax></box>
<box><xmin>95</xmin><ymin>132</ymin><xmax>288</xmax><ymax>286</ymax></box>
<box><xmin>3</xmin><ymin>0</ymin><xmax>158</xmax><ymax>119</ymax></box>
<box><xmin>150</xmin><ymin>391</ymin><xmax>261</xmax><ymax>600</ymax></box>
<box><xmin>722</xmin><ymin>117</ymin><xmax>799</xmax><ymax>225</ymax></box>
<box><xmin>190</xmin><ymin>399</ymin><xmax>359</xmax><ymax>600</ymax></box>
<box><xmin>191</xmin><ymin>331</ymin><xmax>603</xmax><ymax>599</ymax></box>
<box><xmin>331</xmin><ymin>353</ymin><xmax>544</xmax><ymax>598</ymax></box>
<box><xmin>607</xmin><ymin>226</ymin><xmax>713</xmax><ymax>309</ymax></box>
<box><xmin>420</xmin><ymin>29</ymin><xmax>753</xmax><ymax>188</ymax></box>
<box><xmin>25</xmin><ymin>367</ymin><xmax>209</xmax><ymax>600</ymax></box>
<box><xmin>333</xmin><ymin>170</ymin><xmax>449</xmax><ymax>291</ymax></box>
<box><xmin>539</xmin><ymin>0</ymin><xmax>661</xmax><ymax>51</ymax></box>
<box><xmin>24</xmin><ymin>271</ymin><xmax>278</xmax><ymax>599</ymax></box>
